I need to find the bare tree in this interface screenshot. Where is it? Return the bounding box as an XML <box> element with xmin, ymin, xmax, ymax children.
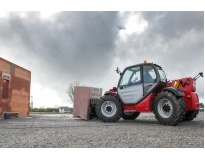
<box><xmin>66</xmin><ymin>81</ymin><xmax>80</xmax><ymax>103</ymax></box>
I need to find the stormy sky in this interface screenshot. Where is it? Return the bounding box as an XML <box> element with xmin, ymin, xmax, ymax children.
<box><xmin>0</xmin><ymin>11</ymin><xmax>204</xmax><ymax>107</ymax></box>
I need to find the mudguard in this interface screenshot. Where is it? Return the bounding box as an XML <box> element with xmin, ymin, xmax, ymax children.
<box><xmin>104</xmin><ymin>91</ymin><xmax>117</xmax><ymax>96</ymax></box>
<box><xmin>162</xmin><ymin>87</ymin><xmax>185</xmax><ymax>97</ymax></box>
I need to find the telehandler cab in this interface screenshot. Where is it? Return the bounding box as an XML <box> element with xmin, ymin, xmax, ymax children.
<box><xmin>95</xmin><ymin>61</ymin><xmax>203</xmax><ymax>125</ymax></box>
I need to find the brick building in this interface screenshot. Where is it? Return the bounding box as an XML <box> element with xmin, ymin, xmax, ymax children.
<box><xmin>0</xmin><ymin>57</ymin><xmax>31</xmax><ymax>118</ymax></box>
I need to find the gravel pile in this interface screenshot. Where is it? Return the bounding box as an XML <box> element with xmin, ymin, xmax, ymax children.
<box><xmin>0</xmin><ymin>112</ymin><xmax>204</xmax><ymax>148</ymax></box>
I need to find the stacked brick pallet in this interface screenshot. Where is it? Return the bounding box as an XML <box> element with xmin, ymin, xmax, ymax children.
<box><xmin>73</xmin><ymin>86</ymin><xmax>102</xmax><ymax>120</ymax></box>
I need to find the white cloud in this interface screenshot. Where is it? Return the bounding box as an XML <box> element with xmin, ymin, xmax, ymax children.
<box><xmin>31</xmin><ymin>83</ymin><xmax>71</xmax><ymax>108</ymax></box>
<box><xmin>118</xmin><ymin>12</ymin><xmax>148</xmax><ymax>41</ymax></box>
<box><xmin>0</xmin><ymin>12</ymin><xmax>10</xmax><ymax>18</ymax></box>
<box><xmin>40</xmin><ymin>11</ymin><xmax>60</xmax><ymax>20</ymax></box>
<box><xmin>125</xmin><ymin>12</ymin><xmax>148</xmax><ymax>34</ymax></box>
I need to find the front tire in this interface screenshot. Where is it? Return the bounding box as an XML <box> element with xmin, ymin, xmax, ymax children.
<box><xmin>153</xmin><ymin>91</ymin><xmax>185</xmax><ymax>125</ymax></box>
<box><xmin>121</xmin><ymin>112</ymin><xmax>140</xmax><ymax>120</ymax></box>
<box><xmin>95</xmin><ymin>95</ymin><xmax>123</xmax><ymax>122</ymax></box>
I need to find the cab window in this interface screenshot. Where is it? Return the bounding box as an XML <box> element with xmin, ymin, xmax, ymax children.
<box><xmin>143</xmin><ymin>66</ymin><xmax>157</xmax><ymax>83</ymax></box>
<box><xmin>119</xmin><ymin>66</ymin><xmax>141</xmax><ymax>86</ymax></box>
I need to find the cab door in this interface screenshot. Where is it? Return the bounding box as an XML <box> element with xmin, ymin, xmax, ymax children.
<box><xmin>142</xmin><ymin>65</ymin><xmax>157</xmax><ymax>96</ymax></box>
<box><xmin>117</xmin><ymin>66</ymin><xmax>143</xmax><ymax>104</ymax></box>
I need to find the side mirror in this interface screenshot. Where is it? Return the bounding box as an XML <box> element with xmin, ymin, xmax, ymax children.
<box><xmin>116</xmin><ymin>67</ymin><xmax>122</xmax><ymax>75</ymax></box>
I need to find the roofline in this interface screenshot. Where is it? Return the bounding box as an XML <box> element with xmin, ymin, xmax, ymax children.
<box><xmin>0</xmin><ymin>57</ymin><xmax>31</xmax><ymax>73</ymax></box>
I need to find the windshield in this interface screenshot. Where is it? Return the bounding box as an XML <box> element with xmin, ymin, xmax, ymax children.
<box><xmin>158</xmin><ymin>68</ymin><xmax>167</xmax><ymax>82</ymax></box>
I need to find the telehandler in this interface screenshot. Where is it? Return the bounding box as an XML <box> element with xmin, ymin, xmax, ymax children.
<box><xmin>95</xmin><ymin>61</ymin><xmax>203</xmax><ymax>125</ymax></box>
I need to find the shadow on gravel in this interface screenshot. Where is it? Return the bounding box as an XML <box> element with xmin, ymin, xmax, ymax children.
<box><xmin>87</xmin><ymin>117</ymin><xmax>203</xmax><ymax>127</ymax></box>
<box><xmin>120</xmin><ymin>119</ymin><xmax>158</xmax><ymax>125</ymax></box>
<box><xmin>87</xmin><ymin>118</ymin><xmax>159</xmax><ymax>126</ymax></box>
<box><xmin>178</xmin><ymin>120</ymin><xmax>204</xmax><ymax>128</ymax></box>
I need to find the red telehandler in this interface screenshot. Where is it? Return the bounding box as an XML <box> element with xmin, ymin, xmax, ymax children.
<box><xmin>95</xmin><ymin>61</ymin><xmax>203</xmax><ymax>125</ymax></box>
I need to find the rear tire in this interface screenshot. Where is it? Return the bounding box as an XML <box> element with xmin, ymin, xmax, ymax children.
<box><xmin>153</xmin><ymin>91</ymin><xmax>185</xmax><ymax>125</ymax></box>
<box><xmin>121</xmin><ymin>112</ymin><xmax>140</xmax><ymax>120</ymax></box>
<box><xmin>95</xmin><ymin>95</ymin><xmax>123</xmax><ymax>122</ymax></box>
<box><xmin>184</xmin><ymin>110</ymin><xmax>198</xmax><ymax>121</ymax></box>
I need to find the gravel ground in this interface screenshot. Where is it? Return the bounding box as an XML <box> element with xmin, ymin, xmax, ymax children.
<box><xmin>0</xmin><ymin>112</ymin><xmax>204</xmax><ymax>148</ymax></box>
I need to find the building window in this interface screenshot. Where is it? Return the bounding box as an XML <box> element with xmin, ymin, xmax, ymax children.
<box><xmin>10</xmin><ymin>63</ymin><xmax>15</xmax><ymax>72</ymax></box>
<box><xmin>2</xmin><ymin>79</ymin><xmax>9</xmax><ymax>99</ymax></box>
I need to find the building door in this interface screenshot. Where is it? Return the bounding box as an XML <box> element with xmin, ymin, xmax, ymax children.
<box><xmin>2</xmin><ymin>79</ymin><xmax>9</xmax><ymax>99</ymax></box>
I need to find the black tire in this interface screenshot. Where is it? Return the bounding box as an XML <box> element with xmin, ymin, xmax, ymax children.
<box><xmin>153</xmin><ymin>91</ymin><xmax>185</xmax><ymax>125</ymax></box>
<box><xmin>89</xmin><ymin>98</ymin><xmax>99</xmax><ymax>120</ymax></box>
<box><xmin>184</xmin><ymin>110</ymin><xmax>198</xmax><ymax>121</ymax></box>
<box><xmin>121</xmin><ymin>112</ymin><xmax>140</xmax><ymax>120</ymax></box>
<box><xmin>95</xmin><ymin>95</ymin><xmax>123</xmax><ymax>122</ymax></box>
<box><xmin>88</xmin><ymin>105</ymin><xmax>94</xmax><ymax>120</ymax></box>
<box><xmin>89</xmin><ymin>105</ymin><xmax>98</xmax><ymax>120</ymax></box>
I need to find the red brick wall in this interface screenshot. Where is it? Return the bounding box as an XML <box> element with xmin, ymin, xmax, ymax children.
<box><xmin>0</xmin><ymin>58</ymin><xmax>31</xmax><ymax>118</ymax></box>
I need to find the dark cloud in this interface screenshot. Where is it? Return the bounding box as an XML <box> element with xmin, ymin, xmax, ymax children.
<box><xmin>0</xmin><ymin>11</ymin><xmax>119</xmax><ymax>103</ymax></box>
<box><xmin>122</xmin><ymin>12</ymin><xmax>204</xmax><ymax>74</ymax></box>
<box><xmin>1</xmin><ymin>14</ymin><xmax>118</xmax><ymax>80</ymax></box>
<box><xmin>0</xmin><ymin>11</ymin><xmax>204</xmax><ymax>104</ymax></box>
<box><xmin>142</xmin><ymin>11</ymin><xmax>204</xmax><ymax>39</ymax></box>
<box><xmin>116</xmin><ymin>11</ymin><xmax>204</xmax><ymax>101</ymax></box>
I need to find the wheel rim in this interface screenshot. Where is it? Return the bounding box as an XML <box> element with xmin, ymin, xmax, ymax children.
<box><xmin>157</xmin><ymin>98</ymin><xmax>173</xmax><ymax>118</ymax></box>
<box><xmin>101</xmin><ymin>101</ymin><xmax>117</xmax><ymax>117</ymax></box>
